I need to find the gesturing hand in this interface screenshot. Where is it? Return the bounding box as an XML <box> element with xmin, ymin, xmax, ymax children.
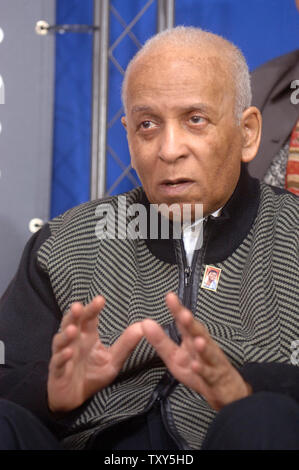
<box><xmin>48</xmin><ymin>296</ymin><xmax>143</xmax><ymax>413</ymax></box>
<box><xmin>142</xmin><ymin>292</ymin><xmax>251</xmax><ymax>411</ymax></box>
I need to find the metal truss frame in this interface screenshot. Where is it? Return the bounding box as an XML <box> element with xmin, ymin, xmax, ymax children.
<box><xmin>91</xmin><ymin>0</ymin><xmax>175</xmax><ymax>199</ymax></box>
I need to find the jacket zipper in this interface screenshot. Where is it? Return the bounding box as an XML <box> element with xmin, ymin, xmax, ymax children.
<box><xmin>182</xmin><ymin>237</ymin><xmax>201</xmax><ymax>308</ymax></box>
<box><xmin>156</xmin><ymin>218</ymin><xmax>212</xmax><ymax>449</ymax></box>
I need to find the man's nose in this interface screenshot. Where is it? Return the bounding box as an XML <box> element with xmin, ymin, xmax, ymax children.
<box><xmin>158</xmin><ymin>123</ymin><xmax>188</xmax><ymax>163</ymax></box>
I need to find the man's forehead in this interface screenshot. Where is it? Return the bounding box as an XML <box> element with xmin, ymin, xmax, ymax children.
<box><xmin>126</xmin><ymin>54</ymin><xmax>231</xmax><ymax>113</ymax></box>
<box><xmin>130</xmin><ymin>102</ymin><xmax>216</xmax><ymax>115</ymax></box>
<box><xmin>131</xmin><ymin>48</ymin><xmax>228</xmax><ymax>77</ymax></box>
<box><xmin>126</xmin><ymin>48</ymin><xmax>230</xmax><ymax>96</ymax></box>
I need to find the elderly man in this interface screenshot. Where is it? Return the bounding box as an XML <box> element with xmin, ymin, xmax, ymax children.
<box><xmin>0</xmin><ymin>27</ymin><xmax>299</xmax><ymax>451</ymax></box>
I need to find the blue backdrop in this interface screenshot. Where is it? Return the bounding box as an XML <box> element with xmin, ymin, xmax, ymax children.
<box><xmin>51</xmin><ymin>0</ymin><xmax>299</xmax><ymax>218</ymax></box>
<box><xmin>51</xmin><ymin>0</ymin><xmax>93</xmax><ymax>218</ymax></box>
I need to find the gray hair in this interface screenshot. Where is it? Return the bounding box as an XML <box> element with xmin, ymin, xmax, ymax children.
<box><xmin>121</xmin><ymin>26</ymin><xmax>252</xmax><ymax>123</ymax></box>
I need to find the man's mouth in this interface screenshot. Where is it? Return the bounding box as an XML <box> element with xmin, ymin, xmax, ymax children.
<box><xmin>159</xmin><ymin>178</ymin><xmax>195</xmax><ymax>195</ymax></box>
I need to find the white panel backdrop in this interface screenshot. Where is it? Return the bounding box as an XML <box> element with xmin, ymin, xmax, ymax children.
<box><xmin>0</xmin><ymin>0</ymin><xmax>55</xmax><ymax>295</ymax></box>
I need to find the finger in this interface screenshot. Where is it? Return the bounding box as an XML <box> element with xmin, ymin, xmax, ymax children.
<box><xmin>109</xmin><ymin>322</ymin><xmax>145</xmax><ymax>370</ymax></box>
<box><xmin>81</xmin><ymin>296</ymin><xmax>106</xmax><ymax>334</ymax></box>
<box><xmin>164</xmin><ymin>293</ymin><xmax>201</xmax><ymax>359</ymax></box>
<box><xmin>165</xmin><ymin>292</ymin><xmax>190</xmax><ymax>321</ymax></box>
<box><xmin>49</xmin><ymin>348</ymin><xmax>74</xmax><ymax>378</ymax></box>
<box><xmin>59</xmin><ymin>302</ymin><xmax>86</xmax><ymax>333</ymax></box>
<box><xmin>165</xmin><ymin>293</ymin><xmax>210</xmax><ymax>364</ymax></box>
<box><xmin>165</xmin><ymin>292</ymin><xmax>210</xmax><ymax>339</ymax></box>
<box><xmin>190</xmin><ymin>355</ymin><xmax>221</xmax><ymax>384</ymax></box>
<box><xmin>59</xmin><ymin>307</ymin><xmax>77</xmax><ymax>331</ymax></box>
<box><xmin>60</xmin><ymin>296</ymin><xmax>105</xmax><ymax>332</ymax></box>
<box><xmin>52</xmin><ymin>324</ymin><xmax>78</xmax><ymax>354</ymax></box>
<box><xmin>165</xmin><ymin>292</ymin><xmax>195</xmax><ymax>343</ymax></box>
<box><xmin>141</xmin><ymin>319</ymin><xmax>179</xmax><ymax>364</ymax></box>
<box><xmin>72</xmin><ymin>296</ymin><xmax>105</xmax><ymax>325</ymax></box>
<box><xmin>83</xmin><ymin>295</ymin><xmax>106</xmax><ymax>321</ymax></box>
<box><xmin>193</xmin><ymin>335</ymin><xmax>226</xmax><ymax>367</ymax></box>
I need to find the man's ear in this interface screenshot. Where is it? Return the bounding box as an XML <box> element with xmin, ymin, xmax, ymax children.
<box><xmin>121</xmin><ymin>116</ymin><xmax>127</xmax><ymax>130</ymax></box>
<box><xmin>240</xmin><ymin>106</ymin><xmax>262</xmax><ymax>163</ymax></box>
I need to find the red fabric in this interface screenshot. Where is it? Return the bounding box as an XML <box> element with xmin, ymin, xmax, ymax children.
<box><xmin>285</xmin><ymin>121</ymin><xmax>299</xmax><ymax>196</ymax></box>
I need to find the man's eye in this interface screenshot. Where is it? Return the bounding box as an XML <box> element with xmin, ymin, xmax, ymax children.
<box><xmin>190</xmin><ymin>115</ymin><xmax>204</xmax><ymax>124</ymax></box>
<box><xmin>140</xmin><ymin>121</ymin><xmax>154</xmax><ymax>129</ymax></box>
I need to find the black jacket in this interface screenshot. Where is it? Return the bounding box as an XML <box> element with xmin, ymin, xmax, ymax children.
<box><xmin>248</xmin><ymin>49</ymin><xmax>299</xmax><ymax>179</ymax></box>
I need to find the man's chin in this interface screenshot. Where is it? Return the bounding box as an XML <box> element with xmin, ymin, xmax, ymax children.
<box><xmin>155</xmin><ymin>201</ymin><xmax>204</xmax><ymax>224</ymax></box>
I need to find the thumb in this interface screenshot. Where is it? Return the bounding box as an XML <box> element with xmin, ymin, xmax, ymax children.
<box><xmin>110</xmin><ymin>322</ymin><xmax>143</xmax><ymax>369</ymax></box>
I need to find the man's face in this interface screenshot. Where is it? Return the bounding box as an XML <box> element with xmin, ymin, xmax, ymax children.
<box><xmin>208</xmin><ymin>271</ymin><xmax>217</xmax><ymax>281</ymax></box>
<box><xmin>122</xmin><ymin>45</ymin><xmax>245</xmax><ymax>216</ymax></box>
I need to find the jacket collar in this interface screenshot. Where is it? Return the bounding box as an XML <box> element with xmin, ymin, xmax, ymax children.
<box><xmin>143</xmin><ymin>164</ymin><xmax>261</xmax><ymax>265</ymax></box>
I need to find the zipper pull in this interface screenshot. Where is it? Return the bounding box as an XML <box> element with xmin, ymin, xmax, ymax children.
<box><xmin>184</xmin><ymin>266</ymin><xmax>191</xmax><ymax>286</ymax></box>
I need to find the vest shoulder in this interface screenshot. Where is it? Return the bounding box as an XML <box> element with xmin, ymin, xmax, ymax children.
<box><xmin>48</xmin><ymin>187</ymin><xmax>144</xmax><ymax>236</ymax></box>
<box><xmin>258</xmin><ymin>183</ymin><xmax>299</xmax><ymax>229</ymax></box>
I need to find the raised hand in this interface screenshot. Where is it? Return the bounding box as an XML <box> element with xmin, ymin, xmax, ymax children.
<box><xmin>142</xmin><ymin>292</ymin><xmax>251</xmax><ymax>410</ymax></box>
<box><xmin>48</xmin><ymin>296</ymin><xmax>143</xmax><ymax>413</ymax></box>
